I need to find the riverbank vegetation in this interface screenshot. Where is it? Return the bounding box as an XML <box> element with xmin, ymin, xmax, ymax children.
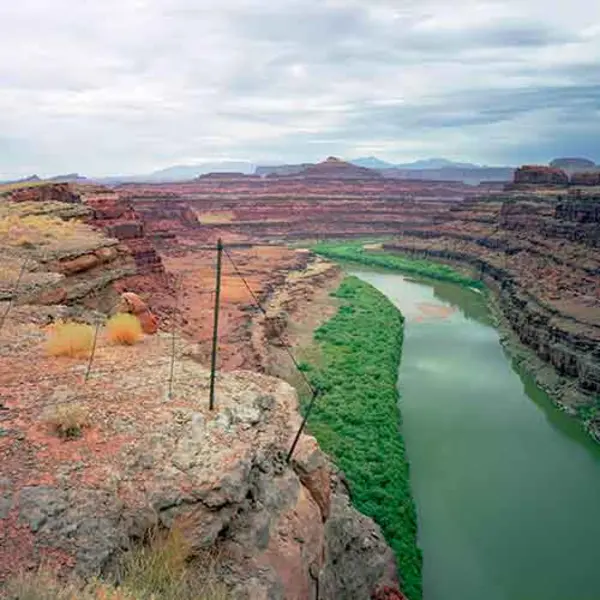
<box><xmin>300</xmin><ymin>276</ymin><xmax>422</xmax><ymax>600</ymax></box>
<box><xmin>312</xmin><ymin>241</ymin><xmax>483</xmax><ymax>288</ymax></box>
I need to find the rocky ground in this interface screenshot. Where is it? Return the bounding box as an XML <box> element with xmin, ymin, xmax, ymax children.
<box><xmin>0</xmin><ymin>310</ymin><xmax>402</xmax><ymax>598</ymax></box>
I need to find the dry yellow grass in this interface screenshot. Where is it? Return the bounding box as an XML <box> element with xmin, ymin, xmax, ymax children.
<box><xmin>46</xmin><ymin>321</ymin><xmax>94</xmax><ymax>358</ymax></box>
<box><xmin>0</xmin><ymin>213</ymin><xmax>80</xmax><ymax>246</ymax></box>
<box><xmin>44</xmin><ymin>403</ymin><xmax>90</xmax><ymax>439</ymax></box>
<box><xmin>0</xmin><ymin>180</ymin><xmax>49</xmax><ymax>194</ymax></box>
<box><xmin>106</xmin><ymin>313</ymin><xmax>143</xmax><ymax>345</ymax></box>
<box><xmin>3</xmin><ymin>527</ymin><xmax>229</xmax><ymax>599</ymax></box>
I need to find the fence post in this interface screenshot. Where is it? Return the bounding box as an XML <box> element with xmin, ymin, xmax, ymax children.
<box><xmin>168</xmin><ymin>277</ymin><xmax>179</xmax><ymax>400</ymax></box>
<box><xmin>84</xmin><ymin>320</ymin><xmax>102</xmax><ymax>383</ymax></box>
<box><xmin>286</xmin><ymin>389</ymin><xmax>319</xmax><ymax>463</ymax></box>
<box><xmin>209</xmin><ymin>239</ymin><xmax>223</xmax><ymax>410</ymax></box>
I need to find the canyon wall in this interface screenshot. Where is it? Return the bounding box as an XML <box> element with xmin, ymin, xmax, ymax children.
<box><xmin>383</xmin><ymin>190</ymin><xmax>600</xmax><ymax>437</ymax></box>
<box><xmin>0</xmin><ymin>184</ymin><xmax>136</xmax><ymax>312</ymax></box>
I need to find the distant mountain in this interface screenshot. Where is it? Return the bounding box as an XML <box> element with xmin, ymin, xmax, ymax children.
<box><xmin>382</xmin><ymin>166</ymin><xmax>514</xmax><ymax>185</ymax></box>
<box><xmin>350</xmin><ymin>156</ymin><xmax>507</xmax><ymax>170</ymax></box>
<box><xmin>47</xmin><ymin>173</ymin><xmax>88</xmax><ymax>183</ymax></box>
<box><xmin>0</xmin><ymin>174</ymin><xmax>42</xmax><ymax>185</ymax></box>
<box><xmin>549</xmin><ymin>157</ymin><xmax>597</xmax><ymax>174</ymax></box>
<box><xmin>93</xmin><ymin>162</ymin><xmax>257</xmax><ymax>184</ymax></box>
<box><xmin>393</xmin><ymin>158</ymin><xmax>480</xmax><ymax>169</ymax></box>
<box><xmin>298</xmin><ymin>156</ymin><xmax>382</xmax><ymax>179</ymax></box>
<box><xmin>255</xmin><ymin>163</ymin><xmax>312</xmax><ymax>177</ymax></box>
<box><xmin>147</xmin><ymin>162</ymin><xmax>255</xmax><ymax>182</ymax></box>
<box><xmin>257</xmin><ymin>157</ymin><xmax>382</xmax><ymax>180</ymax></box>
<box><xmin>350</xmin><ymin>156</ymin><xmax>396</xmax><ymax>169</ymax></box>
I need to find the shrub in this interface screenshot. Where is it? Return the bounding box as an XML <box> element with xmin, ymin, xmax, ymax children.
<box><xmin>45</xmin><ymin>403</ymin><xmax>90</xmax><ymax>439</ymax></box>
<box><xmin>121</xmin><ymin>526</ymin><xmax>191</xmax><ymax>597</ymax></box>
<box><xmin>0</xmin><ymin>214</ymin><xmax>79</xmax><ymax>246</ymax></box>
<box><xmin>106</xmin><ymin>313</ymin><xmax>143</xmax><ymax>346</ymax></box>
<box><xmin>312</xmin><ymin>241</ymin><xmax>483</xmax><ymax>288</ymax></box>
<box><xmin>302</xmin><ymin>276</ymin><xmax>422</xmax><ymax>599</ymax></box>
<box><xmin>3</xmin><ymin>569</ymin><xmax>137</xmax><ymax>599</ymax></box>
<box><xmin>46</xmin><ymin>321</ymin><xmax>94</xmax><ymax>358</ymax></box>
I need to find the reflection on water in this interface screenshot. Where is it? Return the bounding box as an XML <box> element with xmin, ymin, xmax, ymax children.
<box><xmin>350</xmin><ymin>268</ymin><xmax>600</xmax><ymax>600</ymax></box>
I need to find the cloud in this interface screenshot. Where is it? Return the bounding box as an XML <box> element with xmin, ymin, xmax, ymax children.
<box><xmin>0</xmin><ymin>0</ymin><xmax>599</xmax><ymax>177</ymax></box>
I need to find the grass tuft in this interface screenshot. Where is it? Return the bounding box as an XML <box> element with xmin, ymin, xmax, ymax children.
<box><xmin>46</xmin><ymin>321</ymin><xmax>94</xmax><ymax>358</ymax></box>
<box><xmin>45</xmin><ymin>403</ymin><xmax>90</xmax><ymax>439</ymax></box>
<box><xmin>3</xmin><ymin>528</ymin><xmax>229</xmax><ymax>599</ymax></box>
<box><xmin>106</xmin><ymin>314</ymin><xmax>143</xmax><ymax>346</ymax></box>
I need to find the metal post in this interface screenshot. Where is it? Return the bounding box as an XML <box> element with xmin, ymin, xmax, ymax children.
<box><xmin>167</xmin><ymin>276</ymin><xmax>181</xmax><ymax>399</ymax></box>
<box><xmin>286</xmin><ymin>389</ymin><xmax>319</xmax><ymax>463</ymax></box>
<box><xmin>209</xmin><ymin>239</ymin><xmax>223</xmax><ymax>410</ymax></box>
<box><xmin>84</xmin><ymin>320</ymin><xmax>101</xmax><ymax>383</ymax></box>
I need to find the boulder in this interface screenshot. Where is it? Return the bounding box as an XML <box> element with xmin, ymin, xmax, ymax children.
<box><xmin>118</xmin><ymin>292</ymin><xmax>159</xmax><ymax>334</ymax></box>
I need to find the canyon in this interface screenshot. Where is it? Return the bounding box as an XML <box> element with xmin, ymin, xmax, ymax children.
<box><xmin>9</xmin><ymin>158</ymin><xmax>593</xmax><ymax>435</ymax></box>
<box><xmin>82</xmin><ymin>158</ymin><xmax>598</xmax><ymax>439</ymax></box>
<box><xmin>1</xmin><ymin>155</ymin><xmax>599</xmax><ymax>598</ymax></box>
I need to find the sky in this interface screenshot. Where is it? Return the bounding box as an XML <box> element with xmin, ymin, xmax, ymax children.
<box><xmin>1</xmin><ymin>0</ymin><xmax>599</xmax><ymax>178</ymax></box>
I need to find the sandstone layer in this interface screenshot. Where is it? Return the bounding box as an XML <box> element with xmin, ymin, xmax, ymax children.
<box><xmin>0</xmin><ymin>186</ymin><xmax>136</xmax><ymax>312</ymax></box>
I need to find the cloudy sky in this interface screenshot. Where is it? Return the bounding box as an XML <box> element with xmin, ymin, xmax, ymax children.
<box><xmin>1</xmin><ymin>0</ymin><xmax>599</xmax><ymax>177</ymax></box>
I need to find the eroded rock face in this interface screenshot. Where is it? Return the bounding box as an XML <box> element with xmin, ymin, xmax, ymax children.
<box><xmin>84</xmin><ymin>190</ymin><xmax>165</xmax><ymax>276</ymax></box>
<box><xmin>380</xmin><ymin>187</ymin><xmax>600</xmax><ymax>439</ymax></box>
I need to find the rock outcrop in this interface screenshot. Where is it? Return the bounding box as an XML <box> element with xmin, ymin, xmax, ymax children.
<box><xmin>570</xmin><ymin>171</ymin><xmax>600</xmax><ymax>186</ymax></box>
<box><xmin>513</xmin><ymin>165</ymin><xmax>569</xmax><ymax>186</ymax></box>
<box><xmin>0</xmin><ymin>189</ymin><xmax>136</xmax><ymax>311</ymax></box>
<box><xmin>0</xmin><ymin>320</ymin><xmax>404</xmax><ymax>598</ymax></box>
<box><xmin>4</xmin><ymin>183</ymin><xmax>81</xmax><ymax>205</ymax></box>
<box><xmin>118</xmin><ymin>292</ymin><xmax>159</xmax><ymax>334</ymax></box>
<box><xmin>83</xmin><ymin>190</ymin><xmax>165</xmax><ymax>275</ymax></box>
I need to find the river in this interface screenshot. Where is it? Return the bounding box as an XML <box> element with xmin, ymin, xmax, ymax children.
<box><xmin>351</xmin><ymin>268</ymin><xmax>600</xmax><ymax>600</ymax></box>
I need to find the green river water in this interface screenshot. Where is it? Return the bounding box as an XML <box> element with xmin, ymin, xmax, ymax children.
<box><xmin>351</xmin><ymin>268</ymin><xmax>600</xmax><ymax>600</ymax></box>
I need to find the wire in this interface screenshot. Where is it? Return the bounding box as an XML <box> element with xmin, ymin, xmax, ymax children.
<box><xmin>0</xmin><ymin>259</ymin><xmax>28</xmax><ymax>335</ymax></box>
<box><xmin>223</xmin><ymin>247</ymin><xmax>316</xmax><ymax>397</ymax></box>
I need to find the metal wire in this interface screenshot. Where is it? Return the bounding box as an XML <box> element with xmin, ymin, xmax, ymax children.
<box><xmin>222</xmin><ymin>247</ymin><xmax>316</xmax><ymax>398</ymax></box>
<box><xmin>0</xmin><ymin>259</ymin><xmax>28</xmax><ymax>335</ymax></box>
<box><xmin>222</xmin><ymin>246</ymin><xmax>320</xmax><ymax>462</ymax></box>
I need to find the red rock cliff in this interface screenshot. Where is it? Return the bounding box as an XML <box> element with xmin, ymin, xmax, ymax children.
<box><xmin>513</xmin><ymin>165</ymin><xmax>569</xmax><ymax>186</ymax></box>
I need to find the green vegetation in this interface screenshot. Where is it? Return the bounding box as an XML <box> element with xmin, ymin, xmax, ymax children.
<box><xmin>301</xmin><ymin>276</ymin><xmax>422</xmax><ymax>600</ymax></box>
<box><xmin>312</xmin><ymin>241</ymin><xmax>483</xmax><ymax>288</ymax></box>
